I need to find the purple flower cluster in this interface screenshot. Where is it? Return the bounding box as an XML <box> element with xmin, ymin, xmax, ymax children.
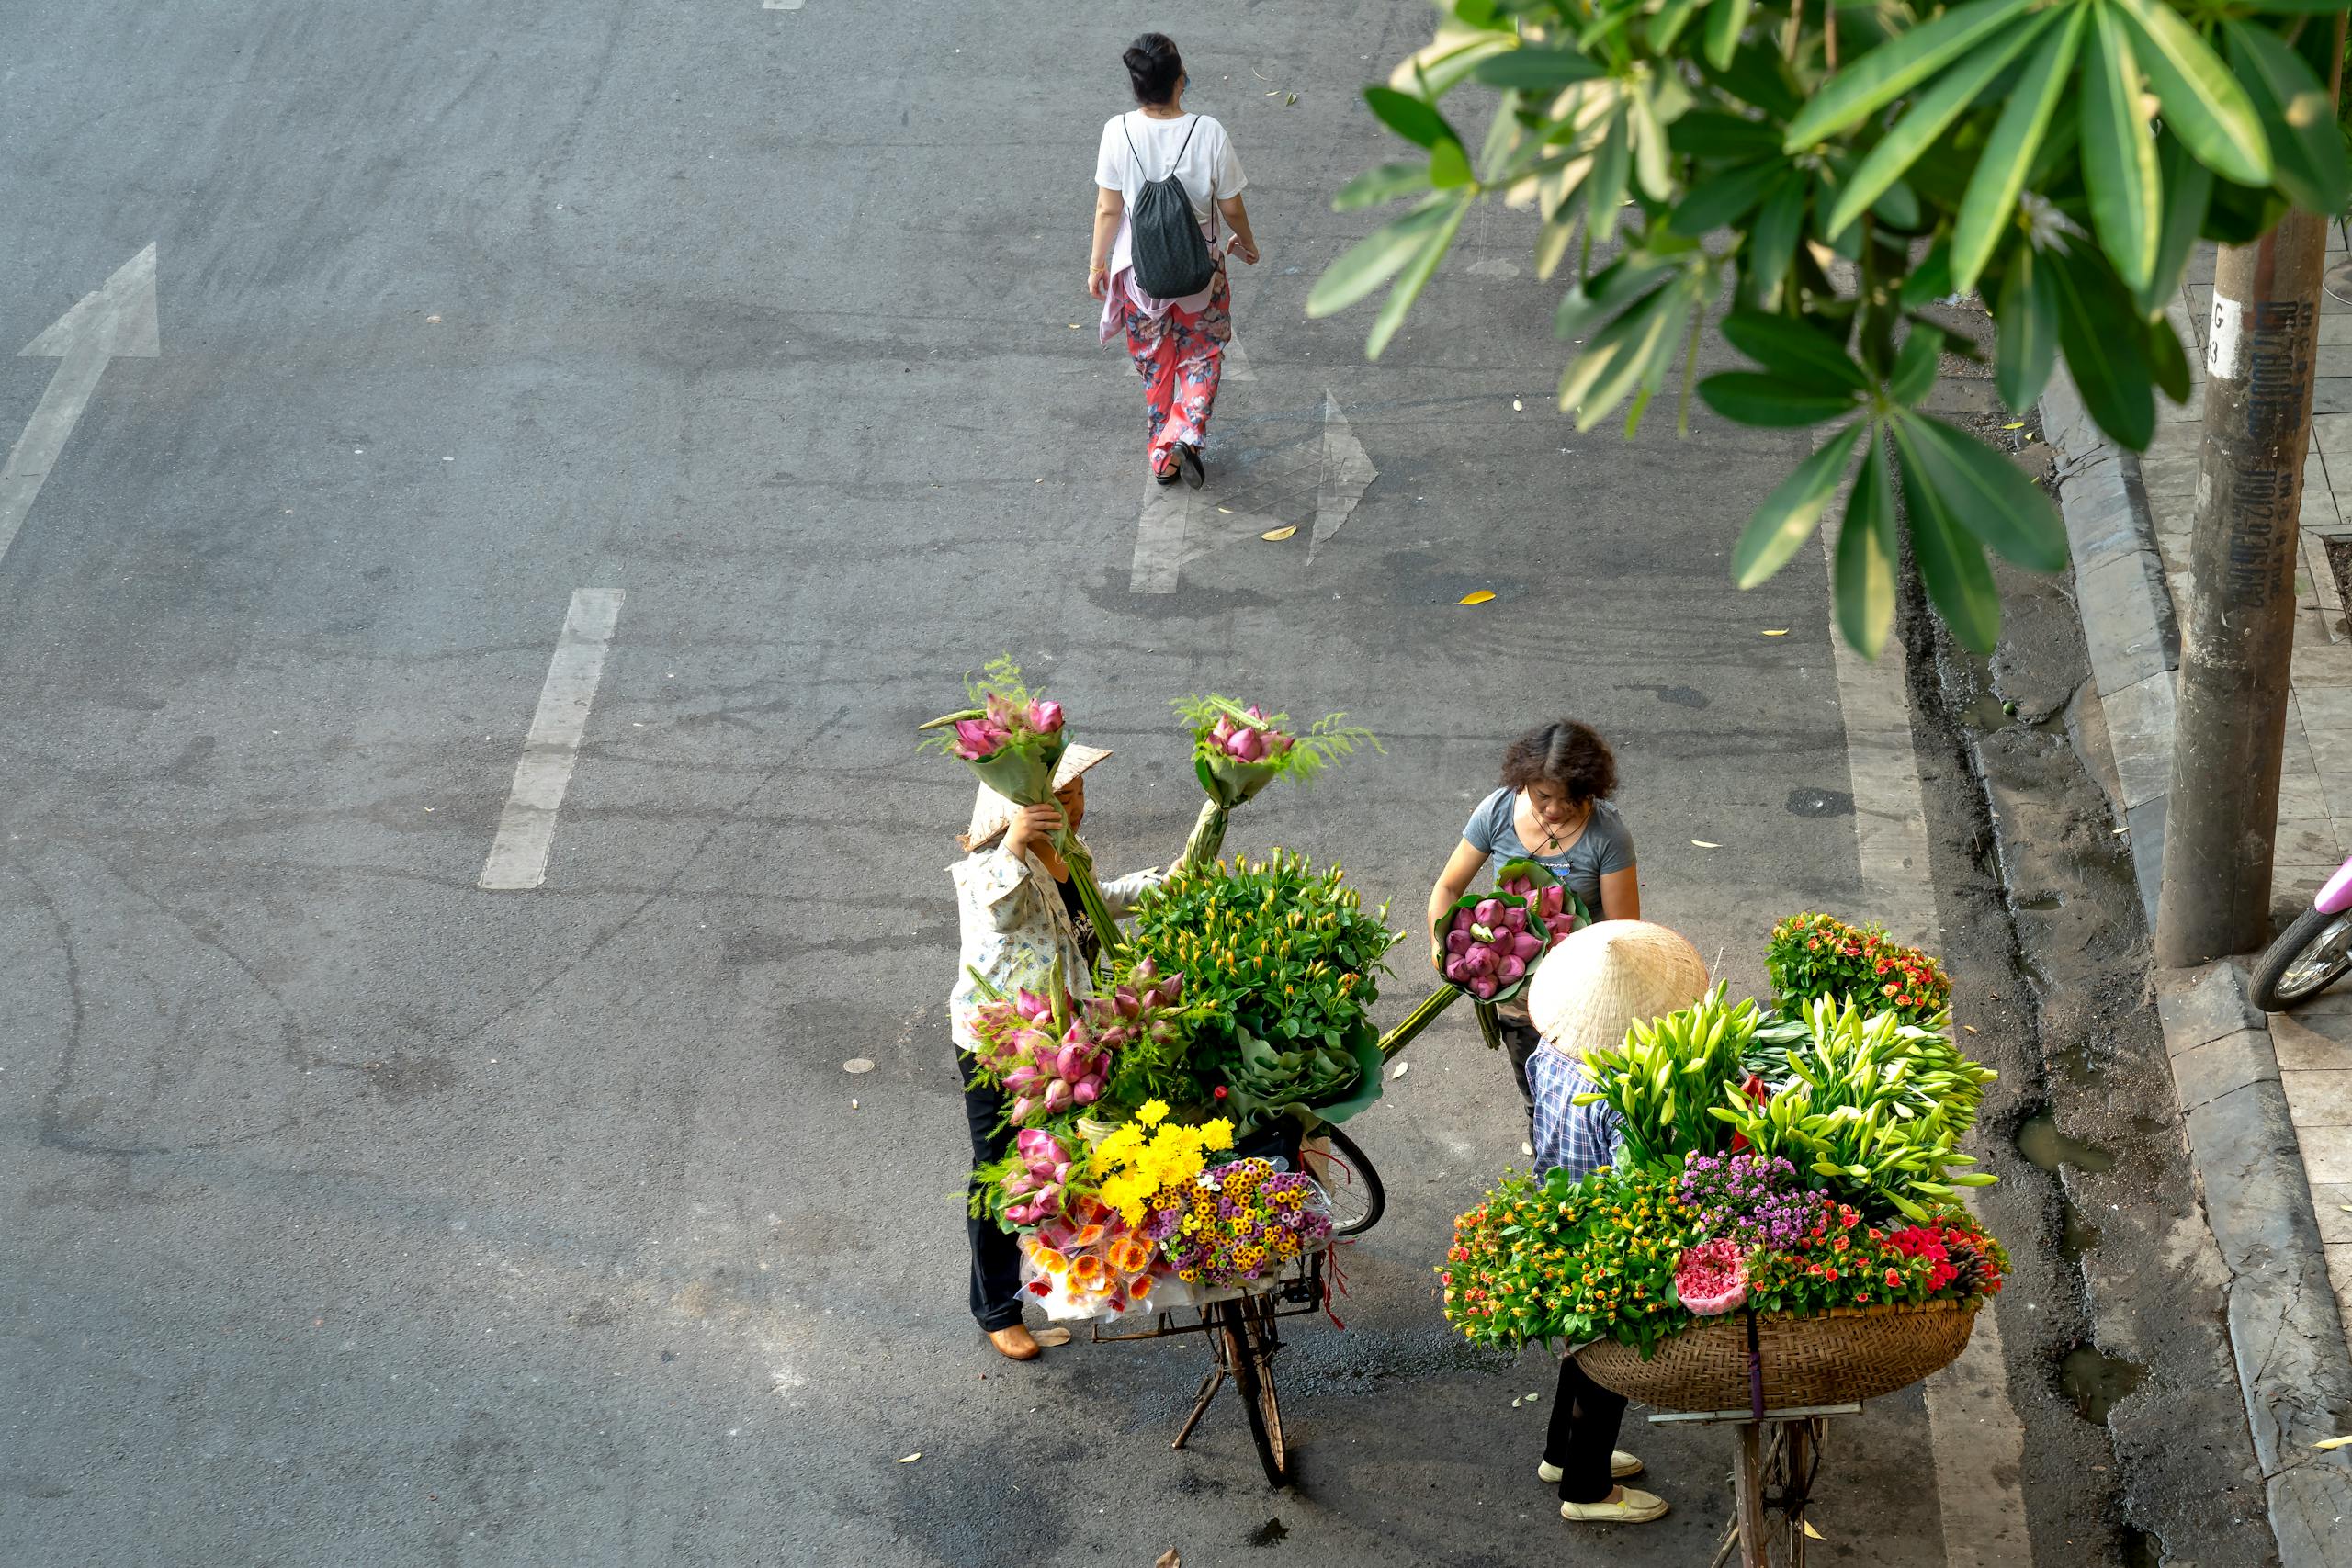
<box><xmin>1679</xmin><ymin>1153</ymin><xmax>1823</xmax><ymax>1251</ymax></box>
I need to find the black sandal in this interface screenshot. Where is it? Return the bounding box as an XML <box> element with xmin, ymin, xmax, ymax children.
<box><xmin>1178</xmin><ymin>443</ymin><xmax>1205</xmax><ymax>489</ymax></box>
<box><xmin>1154</xmin><ymin>458</ymin><xmax>1182</xmax><ymax>486</ymax></box>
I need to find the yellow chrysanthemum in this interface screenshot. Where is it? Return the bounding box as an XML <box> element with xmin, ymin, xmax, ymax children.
<box><xmin>1136</xmin><ymin>1100</ymin><xmax>1169</xmax><ymax>1127</ymax></box>
<box><xmin>1201</xmin><ymin>1119</ymin><xmax>1235</xmax><ymax>1152</ymax></box>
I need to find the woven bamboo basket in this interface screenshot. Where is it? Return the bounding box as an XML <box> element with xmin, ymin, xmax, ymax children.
<box><xmin>1577</xmin><ymin>1298</ymin><xmax>1981</xmax><ymax>1411</ymax></box>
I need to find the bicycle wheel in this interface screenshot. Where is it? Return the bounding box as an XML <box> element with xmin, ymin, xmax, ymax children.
<box><xmin>2250</xmin><ymin>905</ymin><xmax>2352</xmax><ymax>1010</ymax></box>
<box><xmin>1218</xmin><ymin>1298</ymin><xmax>1290</xmax><ymax>1487</ymax></box>
<box><xmin>1303</xmin><ymin>1123</ymin><xmax>1385</xmax><ymax>1239</ymax></box>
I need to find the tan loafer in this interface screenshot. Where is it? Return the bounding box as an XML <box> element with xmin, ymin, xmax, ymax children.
<box><xmin>1537</xmin><ymin>1451</ymin><xmax>1643</xmax><ymax>1484</ymax></box>
<box><xmin>1561</xmin><ymin>1486</ymin><xmax>1668</xmax><ymax>1524</ymax></box>
<box><xmin>987</xmin><ymin>1324</ymin><xmax>1041</xmax><ymax>1360</ymax></box>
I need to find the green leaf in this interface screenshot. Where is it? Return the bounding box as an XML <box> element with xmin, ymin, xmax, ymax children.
<box><xmin>1825</xmin><ymin>16</ymin><xmax>2049</xmax><ymax>238</ymax></box>
<box><xmin>2141</xmin><ymin>131</ymin><xmax>2214</xmax><ymax>317</ymax></box>
<box><xmin>1745</xmin><ymin>175</ymin><xmax>1808</xmax><ymax>309</ymax></box>
<box><xmin>2080</xmin><ymin>4</ymin><xmax>2161</xmax><ymax>293</ymax></box>
<box><xmin>1587</xmin><ymin>109</ymin><xmax>1633</xmax><ymax>245</ymax></box>
<box><xmin>1696</xmin><ymin>372</ymin><xmax>1860</xmax><ymax>427</ymax></box>
<box><xmin>1559</xmin><ymin>280</ymin><xmax>1696</xmax><ymax>431</ymax></box>
<box><xmin>1897</xmin><ymin>240</ymin><xmax>1956</xmax><ymax>310</ymax></box>
<box><xmin>1995</xmin><ymin>250</ymin><xmax>2059</xmax><ymax>411</ymax></box>
<box><xmin>1733</xmin><ymin>422</ymin><xmax>1868</xmax><ymax>588</ymax></box>
<box><xmin>1888</xmin><ymin>328</ymin><xmax>1941</xmax><ymax>407</ymax></box>
<box><xmin>1306</xmin><ymin>198</ymin><xmax>1455</xmax><ymax>317</ymax></box>
<box><xmin>1872</xmin><ymin>178</ymin><xmax>1922</xmax><ymax>230</ymax></box>
<box><xmin>1364</xmin><ymin>86</ymin><xmax>1461</xmax><ymax>151</ymax></box>
<box><xmin>1950</xmin><ymin>6</ymin><xmax>2086</xmax><ymax>294</ymax></box>
<box><xmin>1783</xmin><ymin>0</ymin><xmax>2041</xmax><ymax>150</ymax></box>
<box><xmin>1836</xmin><ymin>433</ymin><xmax>1899</xmax><ymax>657</ymax></box>
<box><xmin>2110</xmin><ymin>0</ymin><xmax>2270</xmax><ymax>187</ymax></box>
<box><xmin>1894</xmin><ymin>411</ymin><xmax>2068</xmax><ymax>570</ymax></box>
<box><xmin>1555</xmin><ymin>257</ymin><xmax>1675</xmax><ymax>340</ymax></box>
<box><xmin>1721</xmin><ymin>312</ymin><xmax>1870</xmax><ymax>390</ymax></box>
<box><xmin>1365</xmin><ymin>197</ymin><xmax>1471</xmax><ymax>359</ymax></box>
<box><xmin>2147</xmin><ymin>312</ymin><xmax>2192</xmax><ymax>405</ymax></box>
<box><xmin>2225</xmin><ymin>19</ymin><xmax>2352</xmax><ymax>218</ymax></box>
<box><xmin>1668</xmin><ymin>157</ymin><xmax>1784</xmax><ymax>236</ymax></box>
<box><xmin>1895</xmin><ymin>446</ymin><xmax>2002</xmax><ymax>654</ymax></box>
<box><xmin>1648</xmin><ymin>0</ymin><xmax>1710</xmax><ymax>51</ymax></box>
<box><xmin>2048</xmin><ymin>249</ymin><xmax>2155</xmax><ymax>450</ymax></box>
<box><xmin>1703</xmin><ymin>0</ymin><xmax>1753</xmax><ymax>72</ymax></box>
<box><xmin>1627</xmin><ymin>85</ymin><xmax>1674</xmax><ymax>202</ymax></box>
<box><xmin>1430</xmin><ymin>137</ymin><xmax>1475</xmax><ymax>188</ymax></box>
<box><xmin>1471</xmin><ymin>46</ymin><xmax>1604</xmax><ymax>90</ymax></box>
<box><xmin>1704</xmin><ymin>41</ymin><xmax>1804</xmax><ymax>121</ymax></box>
<box><xmin>1335</xmin><ymin>161</ymin><xmax>1436</xmax><ymax>210</ymax></box>
<box><xmin>1671</xmin><ymin>110</ymin><xmax>1783</xmax><ymax>161</ymax></box>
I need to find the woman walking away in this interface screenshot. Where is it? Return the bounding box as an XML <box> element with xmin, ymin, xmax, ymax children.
<box><xmin>947</xmin><ymin>744</ymin><xmax>1227</xmax><ymax>1359</ymax></box>
<box><xmin>1090</xmin><ymin>32</ymin><xmax>1260</xmax><ymax>488</ymax></box>
<box><xmin>1426</xmin><ymin>720</ymin><xmax>1640</xmax><ymax>1145</ymax></box>
<box><xmin>1523</xmin><ymin>920</ymin><xmax>1710</xmax><ymax>1527</ymax></box>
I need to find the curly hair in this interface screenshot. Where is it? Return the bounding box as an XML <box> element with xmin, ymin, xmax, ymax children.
<box><xmin>1498</xmin><ymin>720</ymin><xmax>1617</xmax><ymax>804</ymax></box>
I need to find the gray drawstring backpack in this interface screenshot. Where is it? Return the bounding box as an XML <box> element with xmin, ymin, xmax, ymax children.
<box><xmin>1122</xmin><ymin>113</ymin><xmax>1216</xmax><ymax>299</ymax></box>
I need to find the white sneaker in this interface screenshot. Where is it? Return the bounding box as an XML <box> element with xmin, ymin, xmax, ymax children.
<box><xmin>1561</xmin><ymin>1486</ymin><xmax>1669</xmax><ymax>1524</ymax></box>
<box><xmin>1537</xmin><ymin>1451</ymin><xmax>1642</xmax><ymax>1484</ymax></box>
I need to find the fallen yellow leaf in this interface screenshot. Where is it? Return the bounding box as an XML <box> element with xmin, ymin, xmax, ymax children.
<box><xmin>1802</xmin><ymin>1521</ymin><xmax>1826</xmax><ymax>1540</ymax></box>
<box><xmin>1691</xmin><ymin>840</ymin><xmax>1722</xmax><ymax>849</ymax></box>
<box><xmin>1261</xmin><ymin>525</ymin><xmax>1297</xmax><ymax>541</ymax></box>
<box><xmin>2316</xmin><ymin>1434</ymin><xmax>2352</xmax><ymax>1450</ymax></box>
<box><xmin>1761</xmin><ymin>628</ymin><xmax>1789</xmax><ymax>637</ymax></box>
<box><xmin>898</xmin><ymin>1452</ymin><xmax>922</xmax><ymax>1463</ymax></box>
<box><xmin>1962</xmin><ymin>1024</ymin><xmax>1978</xmax><ymax>1034</ymax></box>
<box><xmin>1460</xmin><ymin>590</ymin><xmax>1497</xmax><ymax>605</ymax></box>
<box><xmin>2001</xmin><ymin>421</ymin><xmax>2026</xmax><ymax>430</ymax></box>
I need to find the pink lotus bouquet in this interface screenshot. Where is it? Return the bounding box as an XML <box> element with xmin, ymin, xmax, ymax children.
<box><xmin>1496</xmin><ymin>859</ymin><xmax>1583</xmax><ymax>946</ymax></box>
<box><xmin>968</xmin><ymin>960</ymin><xmax>1192</xmax><ymax>1127</ymax></box>
<box><xmin>995</xmin><ymin>1127</ymin><xmax>1082</xmax><ymax>1227</ymax></box>
<box><xmin>1172</xmin><ymin>694</ymin><xmax>1379</xmax><ymax>810</ymax></box>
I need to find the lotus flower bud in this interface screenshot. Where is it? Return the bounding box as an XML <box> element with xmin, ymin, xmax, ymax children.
<box><xmin>1511</xmin><ymin>931</ymin><xmax>1544</xmax><ymax>962</ymax></box>
<box><xmin>1473</xmin><ymin>898</ymin><xmax>1502</xmax><ymax>926</ymax></box>
<box><xmin>1444</xmin><ymin>929</ymin><xmax>1472</xmax><ymax>955</ymax></box>
<box><xmin>1114</xmin><ymin>986</ymin><xmax>1141</xmax><ymax>1019</ymax></box>
<box><xmin>1054</xmin><ymin>1043</ymin><xmax>1086</xmax><ymax>1082</ymax></box>
<box><xmin>1003</xmin><ymin>1064</ymin><xmax>1044</xmax><ymax>1091</ymax></box>
<box><xmin>953</xmin><ymin>718</ymin><xmax>1003</xmax><ymax>761</ymax></box>
<box><xmin>1044</xmin><ymin>1079</ymin><xmax>1073</xmax><ymax>1113</ymax></box>
<box><xmin>1542</xmin><ymin>885</ymin><xmax>1565</xmax><ymax>915</ymax></box>
<box><xmin>1072</xmin><ymin>1079</ymin><xmax>1101</xmax><ymax>1106</ymax></box>
<box><xmin>1053</xmin><ymin>1160</ymin><xmax>1071</xmax><ymax>1183</ymax></box>
<box><xmin>1012</xmin><ymin>1095</ymin><xmax>1036</xmax><ymax>1122</ymax></box>
<box><xmin>1131</xmin><ymin>956</ymin><xmax>1158</xmax><ymax>982</ymax></box>
<box><xmin>1138</xmin><ymin>988</ymin><xmax>1162</xmax><ymax>1012</ymax></box>
<box><xmin>1227</xmin><ymin>727</ymin><xmax>1265</xmax><ymax>762</ymax></box>
<box><xmin>1209</xmin><ymin>715</ymin><xmax>1237</xmax><ymax>744</ymax></box>
<box><xmin>1461</xmin><ymin>945</ymin><xmax>1496</xmax><ymax>977</ymax></box>
<box><xmin>1004</xmin><ymin>1173</ymin><xmax>1037</xmax><ymax>1196</ymax></box>
<box><xmin>1501</xmin><ymin>906</ymin><xmax>1527</xmax><ymax>933</ymax></box>
<box><xmin>1025</xmin><ymin>699</ymin><xmax>1063</xmax><ymax>734</ymax></box>
<box><xmin>1016</xmin><ymin>990</ymin><xmax>1051</xmax><ymax>1020</ymax></box>
<box><xmin>1498</xmin><ymin>954</ymin><xmax>1526</xmax><ymax>984</ymax></box>
<box><xmin>1264</xmin><ymin>730</ymin><xmax>1294</xmax><ymax>756</ymax></box>
<box><xmin>1451</xmin><ymin>910</ymin><xmax>1475</xmax><ymax>935</ymax></box>
<box><xmin>1160</xmin><ymin>972</ymin><xmax>1183</xmax><ymax>1001</ymax></box>
<box><xmin>985</xmin><ymin>693</ymin><xmax>1017</xmax><ymax>728</ymax></box>
<box><xmin>1471</xmin><ymin>976</ymin><xmax>1498</xmax><ymax>999</ymax></box>
<box><xmin>1246</xmin><ymin>705</ymin><xmax>1266</xmax><ymax>720</ymax></box>
<box><xmin>1444</xmin><ymin>957</ymin><xmax>1468</xmax><ymax>983</ymax></box>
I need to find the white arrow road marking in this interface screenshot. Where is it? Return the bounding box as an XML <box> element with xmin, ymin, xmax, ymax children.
<box><xmin>1129</xmin><ymin>481</ymin><xmax>1292</xmax><ymax>592</ymax></box>
<box><xmin>763</xmin><ymin>0</ymin><xmax>804</xmax><ymax>9</ymax></box>
<box><xmin>1223</xmin><ymin>332</ymin><xmax>1255</xmax><ymax>383</ymax></box>
<box><xmin>1308</xmin><ymin>392</ymin><xmax>1376</xmax><ymax>565</ymax></box>
<box><xmin>481</xmin><ymin>589</ymin><xmax>625</xmax><ymax>891</ymax></box>
<box><xmin>2</xmin><ymin>243</ymin><xmax>160</xmax><ymax>568</ymax></box>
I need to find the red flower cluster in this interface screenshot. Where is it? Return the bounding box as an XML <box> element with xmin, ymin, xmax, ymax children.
<box><xmin>1744</xmin><ymin>1202</ymin><xmax>2007</xmax><ymax>1314</ymax></box>
<box><xmin>1766</xmin><ymin>912</ymin><xmax>1952</xmax><ymax>1027</ymax></box>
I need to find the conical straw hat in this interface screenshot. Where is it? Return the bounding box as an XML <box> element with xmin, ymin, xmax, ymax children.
<box><xmin>964</xmin><ymin>743</ymin><xmax>1114</xmax><ymax>846</ymax></box>
<box><xmin>1527</xmin><ymin>920</ymin><xmax>1710</xmax><ymax>1060</ymax></box>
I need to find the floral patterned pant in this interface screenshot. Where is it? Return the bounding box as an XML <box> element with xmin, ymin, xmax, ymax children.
<box><xmin>1123</xmin><ymin>271</ymin><xmax>1231</xmax><ymax>472</ymax></box>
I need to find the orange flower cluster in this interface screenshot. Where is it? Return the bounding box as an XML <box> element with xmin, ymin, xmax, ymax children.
<box><xmin>1766</xmin><ymin>911</ymin><xmax>1951</xmax><ymax>1026</ymax></box>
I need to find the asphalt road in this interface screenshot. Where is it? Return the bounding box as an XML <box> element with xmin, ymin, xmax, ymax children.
<box><xmin>3</xmin><ymin>4</ymin><xmax>2132</xmax><ymax>1565</ymax></box>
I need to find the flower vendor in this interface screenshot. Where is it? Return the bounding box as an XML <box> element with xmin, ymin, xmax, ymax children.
<box><xmin>1426</xmin><ymin>719</ymin><xmax>1641</xmax><ymax>1138</ymax></box>
<box><xmin>1516</xmin><ymin>920</ymin><xmax>1709</xmax><ymax>1528</ymax></box>
<box><xmin>947</xmin><ymin>743</ymin><xmax>1225</xmax><ymax>1359</ymax></box>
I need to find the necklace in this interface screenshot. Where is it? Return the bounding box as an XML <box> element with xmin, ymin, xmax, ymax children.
<box><xmin>1526</xmin><ymin>799</ymin><xmax>1589</xmax><ymax>854</ymax></box>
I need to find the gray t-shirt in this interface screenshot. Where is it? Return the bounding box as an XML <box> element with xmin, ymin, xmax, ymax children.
<box><xmin>1462</xmin><ymin>788</ymin><xmax>1636</xmax><ymax>919</ymax></box>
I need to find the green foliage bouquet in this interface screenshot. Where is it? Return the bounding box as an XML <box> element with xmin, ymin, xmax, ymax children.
<box><xmin>1125</xmin><ymin>851</ymin><xmax>1402</xmax><ymax>1130</ymax></box>
<box><xmin>1575</xmin><ymin>985</ymin><xmax>1765</xmax><ymax>1165</ymax></box>
<box><xmin>1440</xmin><ymin>1162</ymin><xmax>1703</xmax><ymax>1354</ymax></box>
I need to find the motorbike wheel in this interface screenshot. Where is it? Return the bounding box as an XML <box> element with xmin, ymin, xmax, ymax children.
<box><xmin>2248</xmin><ymin>905</ymin><xmax>2352</xmax><ymax>1011</ymax></box>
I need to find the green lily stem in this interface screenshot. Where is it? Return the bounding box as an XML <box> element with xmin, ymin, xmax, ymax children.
<box><xmin>1177</xmin><ymin>798</ymin><xmax>1229</xmax><ymax>872</ymax></box>
<box><xmin>1379</xmin><ymin>983</ymin><xmax>1464</xmax><ymax>1060</ymax></box>
<box><xmin>1053</xmin><ymin>829</ymin><xmax>1125</xmax><ymax>963</ymax></box>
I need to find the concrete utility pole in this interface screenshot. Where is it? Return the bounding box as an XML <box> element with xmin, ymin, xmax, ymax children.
<box><xmin>2154</xmin><ymin>210</ymin><xmax>2328</xmax><ymax>966</ymax></box>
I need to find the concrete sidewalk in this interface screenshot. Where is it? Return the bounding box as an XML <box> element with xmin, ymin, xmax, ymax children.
<box><xmin>2041</xmin><ymin>233</ymin><xmax>2352</xmax><ymax>1563</ymax></box>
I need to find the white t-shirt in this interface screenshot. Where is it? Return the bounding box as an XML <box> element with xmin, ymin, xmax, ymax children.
<box><xmin>1094</xmin><ymin>110</ymin><xmax>1246</xmax><ymax>223</ymax></box>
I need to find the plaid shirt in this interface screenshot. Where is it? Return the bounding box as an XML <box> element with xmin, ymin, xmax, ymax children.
<box><xmin>1530</xmin><ymin>1049</ymin><xmax>1624</xmax><ymax>1181</ymax></box>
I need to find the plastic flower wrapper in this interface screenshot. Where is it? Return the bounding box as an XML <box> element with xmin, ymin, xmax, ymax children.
<box><xmin>1172</xmin><ymin>694</ymin><xmax>1380</xmax><ymax>812</ymax></box>
<box><xmin>1018</xmin><ymin>1195</ymin><xmax>1158</xmax><ymax>1320</ymax></box>
<box><xmin>919</xmin><ymin>655</ymin><xmax>1124</xmax><ymax>957</ymax></box>
<box><xmin>1672</xmin><ymin>1238</ymin><xmax>1750</xmax><ymax>1317</ymax></box>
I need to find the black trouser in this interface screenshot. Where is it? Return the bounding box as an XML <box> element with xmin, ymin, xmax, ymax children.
<box><xmin>1545</xmin><ymin>1355</ymin><xmax>1631</xmax><ymax>1504</ymax></box>
<box><xmin>1498</xmin><ymin>1010</ymin><xmax>1541</xmax><ymax>1131</ymax></box>
<box><xmin>959</xmin><ymin>1048</ymin><xmax>1025</xmax><ymax>1332</ymax></box>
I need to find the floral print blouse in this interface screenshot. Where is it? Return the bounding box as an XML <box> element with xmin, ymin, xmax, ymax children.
<box><xmin>948</xmin><ymin>843</ymin><xmax>1164</xmax><ymax>1051</ymax></box>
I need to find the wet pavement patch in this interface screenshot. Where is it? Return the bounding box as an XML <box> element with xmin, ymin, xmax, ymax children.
<box><xmin>2060</xmin><ymin>1345</ymin><xmax>2147</xmax><ymax>1424</ymax></box>
<box><xmin>1784</xmin><ymin>786</ymin><xmax>1853</xmax><ymax>818</ymax></box>
<box><xmin>2016</xmin><ymin>1111</ymin><xmax>2118</xmax><ymax>1174</ymax></box>
<box><xmin>1246</xmin><ymin>1517</ymin><xmax>1289</xmax><ymax>1547</ymax></box>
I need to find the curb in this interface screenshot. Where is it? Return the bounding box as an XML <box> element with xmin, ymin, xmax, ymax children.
<box><xmin>2041</xmin><ymin>367</ymin><xmax>2352</xmax><ymax>1562</ymax></box>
